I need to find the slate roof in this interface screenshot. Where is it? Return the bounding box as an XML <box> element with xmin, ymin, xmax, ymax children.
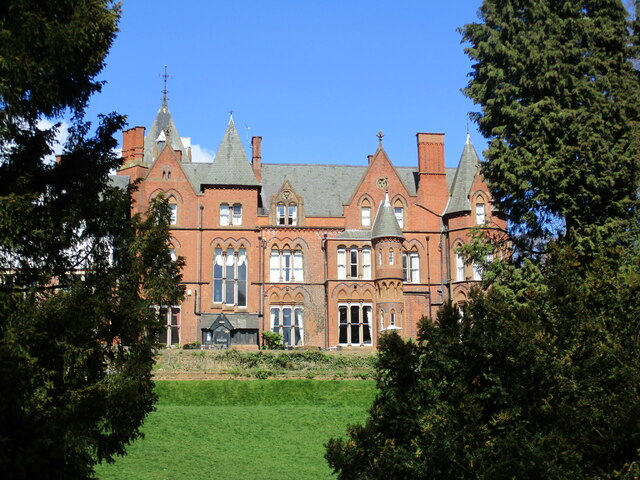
<box><xmin>144</xmin><ymin>102</ymin><xmax>188</xmax><ymax>165</ymax></box>
<box><xmin>109</xmin><ymin>174</ymin><xmax>130</xmax><ymax>190</ymax></box>
<box><xmin>337</xmin><ymin>229</ymin><xmax>372</xmax><ymax>240</ymax></box>
<box><xmin>446</xmin><ymin>134</ymin><xmax>481</xmax><ymax>215</ymax></box>
<box><xmin>207</xmin><ymin>117</ymin><xmax>260</xmax><ymax>187</ymax></box>
<box><xmin>371</xmin><ymin>194</ymin><xmax>404</xmax><ymax>240</ymax></box>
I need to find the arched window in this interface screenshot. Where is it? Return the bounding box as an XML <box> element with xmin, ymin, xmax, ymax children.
<box><xmin>475</xmin><ymin>201</ymin><xmax>486</xmax><ymax>224</ymax></box>
<box><xmin>337</xmin><ymin>247</ymin><xmax>346</xmax><ymax>280</ymax></box>
<box><xmin>277</xmin><ymin>203</ymin><xmax>286</xmax><ymax>225</ymax></box>
<box><xmin>213</xmin><ymin>247</ymin><xmax>247</xmax><ymax>307</ymax></box>
<box><xmin>288</xmin><ymin>204</ymin><xmax>298</xmax><ymax>225</ymax></box>
<box><xmin>168</xmin><ymin>198</ymin><xmax>178</xmax><ymax>225</ymax></box>
<box><xmin>270</xmin><ymin>249</ymin><xmax>304</xmax><ymax>282</ymax></box>
<box><xmin>456</xmin><ymin>249</ymin><xmax>465</xmax><ymax>281</ymax></box>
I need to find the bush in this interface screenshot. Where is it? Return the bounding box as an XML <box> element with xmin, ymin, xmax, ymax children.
<box><xmin>262</xmin><ymin>331</ymin><xmax>284</xmax><ymax>350</ymax></box>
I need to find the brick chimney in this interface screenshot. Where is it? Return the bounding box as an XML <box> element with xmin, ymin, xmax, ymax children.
<box><xmin>122</xmin><ymin>126</ymin><xmax>145</xmax><ymax>165</ymax></box>
<box><xmin>251</xmin><ymin>136</ymin><xmax>262</xmax><ymax>182</ymax></box>
<box><xmin>416</xmin><ymin>133</ymin><xmax>448</xmax><ymax>214</ymax></box>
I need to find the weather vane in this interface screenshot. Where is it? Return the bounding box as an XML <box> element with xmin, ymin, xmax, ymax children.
<box><xmin>160</xmin><ymin>65</ymin><xmax>170</xmax><ymax>104</ymax></box>
<box><xmin>377</xmin><ymin>130</ymin><xmax>384</xmax><ymax>144</ymax></box>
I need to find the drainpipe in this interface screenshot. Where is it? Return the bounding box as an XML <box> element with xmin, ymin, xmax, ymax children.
<box><xmin>258</xmin><ymin>234</ymin><xmax>265</xmax><ymax>348</ymax></box>
<box><xmin>426</xmin><ymin>235</ymin><xmax>432</xmax><ymax>319</ymax></box>
<box><xmin>322</xmin><ymin>233</ymin><xmax>329</xmax><ymax>349</ymax></box>
<box><xmin>196</xmin><ymin>200</ymin><xmax>204</xmax><ymax>341</ymax></box>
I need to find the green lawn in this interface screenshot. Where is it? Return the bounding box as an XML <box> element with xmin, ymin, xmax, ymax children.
<box><xmin>95</xmin><ymin>380</ymin><xmax>376</xmax><ymax>480</ymax></box>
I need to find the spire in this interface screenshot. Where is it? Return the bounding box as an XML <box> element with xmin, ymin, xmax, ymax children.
<box><xmin>210</xmin><ymin>116</ymin><xmax>260</xmax><ymax>187</ymax></box>
<box><xmin>144</xmin><ymin>100</ymin><xmax>187</xmax><ymax>165</ymax></box>
<box><xmin>446</xmin><ymin>134</ymin><xmax>482</xmax><ymax>215</ymax></box>
<box><xmin>371</xmin><ymin>192</ymin><xmax>404</xmax><ymax>240</ymax></box>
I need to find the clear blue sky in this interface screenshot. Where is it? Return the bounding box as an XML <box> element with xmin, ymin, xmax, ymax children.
<box><xmin>85</xmin><ymin>0</ymin><xmax>485</xmax><ymax>168</ymax></box>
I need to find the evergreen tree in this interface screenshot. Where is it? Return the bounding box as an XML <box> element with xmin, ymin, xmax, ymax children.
<box><xmin>462</xmin><ymin>0</ymin><xmax>640</xmax><ymax>253</ymax></box>
<box><xmin>326</xmin><ymin>1</ymin><xmax>640</xmax><ymax>478</ymax></box>
<box><xmin>0</xmin><ymin>2</ymin><xmax>184</xmax><ymax>478</ymax></box>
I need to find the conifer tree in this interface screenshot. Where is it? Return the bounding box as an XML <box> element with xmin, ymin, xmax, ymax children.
<box><xmin>462</xmin><ymin>0</ymin><xmax>639</xmax><ymax>253</ymax></box>
<box><xmin>0</xmin><ymin>2</ymin><xmax>184</xmax><ymax>478</ymax></box>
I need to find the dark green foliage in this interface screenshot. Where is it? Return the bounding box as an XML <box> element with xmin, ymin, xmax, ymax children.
<box><xmin>261</xmin><ymin>330</ymin><xmax>285</xmax><ymax>349</ymax></box>
<box><xmin>0</xmin><ymin>1</ymin><xmax>184</xmax><ymax>478</ymax></box>
<box><xmin>326</xmin><ymin>248</ymin><xmax>640</xmax><ymax>478</ymax></box>
<box><xmin>462</xmin><ymin>0</ymin><xmax>640</xmax><ymax>253</ymax></box>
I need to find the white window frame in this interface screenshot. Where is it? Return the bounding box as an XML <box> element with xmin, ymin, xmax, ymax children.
<box><xmin>213</xmin><ymin>247</ymin><xmax>248</xmax><ymax>307</ymax></box>
<box><xmin>476</xmin><ymin>202</ymin><xmax>486</xmax><ymax>225</ymax></box>
<box><xmin>456</xmin><ymin>251</ymin><xmax>465</xmax><ymax>282</ymax></box>
<box><xmin>402</xmin><ymin>252</ymin><xmax>419</xmax><ymax>283</ymax></box>
<box><xmin>362</xmin><ymin>247</ymin><xmax>371</xmax><ymax>280</ymax></box>
<box><xmin>288</xmin><ymin>205</ymin><xmax>297</xmax><ymax>226</ymax></box>
<box><xmin>270</xmin><ymin>305</ymin><xmax>304</xmax><ymax>346</ymax></box>
<box><xmin>337</xmin><ymin>247</ymin><xmax>346</xmax><ymax>280</ymax></box>
<box><xmin>220</xmin><ymin>203</ymin><xmax>230</xmax><ymax>226</ymax></box>
<box><xmin>232</xmin><ymin>203</ymin><xmax>242</xmax><ymax>226</ymax></box>
<box><xmin>169</xmin><ymin>203</ymin><xmax>178</xmax><ymax>225</ymax></box>
<box><xmin>361</xmin><ymin>206</ymin><xmax>371</xmax><ymax>227</ymax></box>
<box><xmin>338</xmin><ymin>303</ymin><xmax>373</xmax><ymax>346</ymax></box>
<box><xmin>394</xmin><ymin>206</ymin><xmax>404</xmax><ymax>228</ymax></box>
<box><xmin>349</xmin><ymin>248</ymin><xmax>359</xmax><ymax>278</ymax></box>
<box><xmin>270</xmin><ymin>249</ymin><xmax>304</xmax><ymax>283</ymax></box>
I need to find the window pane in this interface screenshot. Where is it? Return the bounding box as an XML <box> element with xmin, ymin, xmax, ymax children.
<box><xmin>232</xmin><ymin>204</ymin><xmax>242</xmax><ymax>225</ymax></box>
<box><xmin>410</xmin><ymin>253</ymin><xmax>419</xmax><ymax>283</ymax></box>
<box><xmin>362</xmin><ymin>248</ymin><xmax>371</xmax><ymax>280</ymax></box>
<box><xmin>288</xmin><ymin>205</ymin><xmax>297</xmax><ymax>225</ymax></box>
<box><xmin>270</xmin><ymin>251</ymin><xmax>280</xmax><ymax>282</ymax></box>
<box><xmin>282</xmin><ymin>308</ymin><xmax>292</xmax><ymax>345</ymax></box>
<box><xmin>170</xmin><ymin>326</ymin><xmax>180</xmax><ymax>345</ymax></box>
<box><xmin>169</xmin><ymin>204</ymin><xmax>177</xmax><ymax>225</ymax></box>
<box><xmin>350</xmin><ymin>249</ymin><xmax>358</xmax><ymax>278</ymax></box>
<box><xmin>402</xmin><ymin>253</ymin><xmax>408</xmax><ymax>282</ymax></box>
<box><xmin>277</xmin><ymin>204</ymin><xmax>285</xmax><ymax>225</ymax></box>
<box><xmin>225</xmin><ymin>249</ymin><xmax>235</xmax><ymax>304</ymax></box>
<box><xmin>220</xmin><ymin>204</ymin><xmax>229</xmax><ymax>226</ymax></box>
<box><xmin>339</xmin><ymin>306</ymin><xmax>348</xmax><ymax>344</ymax></box>
<box><xmin>456</xmin><ymin>252</ymin><xmax>465</xmax><ymax>281</ymax></box>
<box><xmin>282</xmin><ymin>251</ymin><xmax>291</xmax><ymax>282</ymax></box>
<box><xmin>394</xmin><ymin>207</ymin><xmax>403</xmax><ymax>228</ymax></box>
<box><xmin>271</xmin><ymin>308</ymin><xmax>280</xmax><ymax>332</ymax></box>
<box><xmin>350</xmin><ymin>305</ymin><xmax>360</xmax><ymax>344</ymax></box>
<box><xmin>476</xmin><ymin>203</ymin><xmax>485</xmax><ymax>224</ymax></box>
<box><xmin>237</xmin><ymin>250</ymin><xmax>247</xmax><ymax>307</ymax></box>
<box><xmin>337</xmin><ymin>248</ymin><xmax>346</xmax><ymax>280</ymax></box>
<box><xmin>362</xmin><ymin>306</ymin><xmax>372</xmax><ymax>344</ymax></box>
<box><xmin>293</xmin><ymin>251</ymin><xmax>303</xmax><ymax>282</ymax></box>
<box><xmin>213</xmin><ymin>248</ymin><xmax>223</xmax><ymax>302</ymax></box>
<box><xmin>170</xmin><ymin>307</ymin><xmax>180</xmax><ymax>326</ymax></box>
<box><xmin>361</xmin><ymin>207</ymin><xmax>371</xmax><ymax>227</ymax></box>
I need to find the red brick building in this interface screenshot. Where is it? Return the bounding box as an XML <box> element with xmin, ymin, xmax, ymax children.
<box><xmin>117</xmin><ymin>101</ymin><xmax>504</xmax><ymax>349</ymax></box>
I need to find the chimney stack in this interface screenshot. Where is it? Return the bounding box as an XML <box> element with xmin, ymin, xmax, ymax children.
<box><xmin>416</xmin><ymin>133</ymin><xmax>448</xmax><ymax>214</ymax></box>
<box><xmin>122</xmin><ymin>126</ymin><xmax>145</xmax><ymax>165</ymax></box>
<box><xmin>252</xmin><ymin>136</ymin><xmax>262</xmax><ymax>182</ymax></box>
<box><xmin>417</xmin><ymin>133</ymin><xmax>445</xmax><ymax>174</ymax></box>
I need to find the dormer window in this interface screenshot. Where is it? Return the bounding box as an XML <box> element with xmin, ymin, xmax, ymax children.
<box><xmin>288</xmin><ymin>204</ymin><xmax>297</xmax><ymax>225</ymax></box>
<box><xmin>277</xmin><ymin>203</ymin><xmax>286</xmax><ymax>225</ymax></box>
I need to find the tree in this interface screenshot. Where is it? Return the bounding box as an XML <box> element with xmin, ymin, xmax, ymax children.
<box><xmin>0</xmin><ymin>2</ymin><xmax>184</xmax><ymax>478</ymax></box>
<box><xmin>326</xmin><ymin>1</ymin><xmax>640</xmax><ymax>478</ymax></box>
<box><xmin>462</xmin><ymin>0</ymin><xmax>640</xmax><ymax>254</ymax></box>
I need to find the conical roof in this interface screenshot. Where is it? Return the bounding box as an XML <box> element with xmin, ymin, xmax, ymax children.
<box><xmin>446</xmin><ymin>134</ymin><xmax>481</xmax><ymax>214</ymax></box>
<box><xmin>372</xmin><ymin>193</ymin><xmax>404</xmax><ymax>240</ymax></box>
<box><xmin>144</xmin><ymin>101</ymin><xmax>188</xmax><ymax>165</ymax></box>
<box><xmin>209</xmin><ymin>116</ymin><xmax>260</xmax><ymax>187</ymax></box>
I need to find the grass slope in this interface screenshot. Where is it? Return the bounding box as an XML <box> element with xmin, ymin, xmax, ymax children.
<box><xmin>95</xmin><ymin>380</ymin><xmax>376</xmax><ymax>480</ymax></box>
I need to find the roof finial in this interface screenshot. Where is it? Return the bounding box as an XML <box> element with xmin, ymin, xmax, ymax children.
<box><xmin>377</xmin><ymin>130</ymin><xmax>384</xmax><ymax>145</ymax></box>
<box><xmin>229</xmin><ymin>110</ymin><xmax>234</xmax><ymax>124</ymax></box>
<box><xmin>161</xmin><ymin>65</ymin><xmax>170</xmax><ymax>105</ymax></box>
<box><xmin>466</xmin><ymin>117</ymin><xmax>471</xmax><ymax>144</ymax></box>
<box><xmin>384</xmin><ymin>191</ymin><xmax>390</xmax><ymax>206</ymax></box>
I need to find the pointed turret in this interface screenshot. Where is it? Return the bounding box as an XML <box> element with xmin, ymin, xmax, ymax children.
<box><xmin>446</xmin><ymin>134</ymin><xmax>482</xmax><ymax>215</ymax></box>
<box><xmin>209</xmin><ymin>115</ymin><xmax>260</xmax><ymax>187</ymax></box>
<box><xmin>372</xmin><ymin>193</ymin><xmax>404</xmax><ymax>240</ymax></box>
<box><xmin>144</xmin><ymin>101</ymin><xmax>189</xmax><ymax>165</ymax></box>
